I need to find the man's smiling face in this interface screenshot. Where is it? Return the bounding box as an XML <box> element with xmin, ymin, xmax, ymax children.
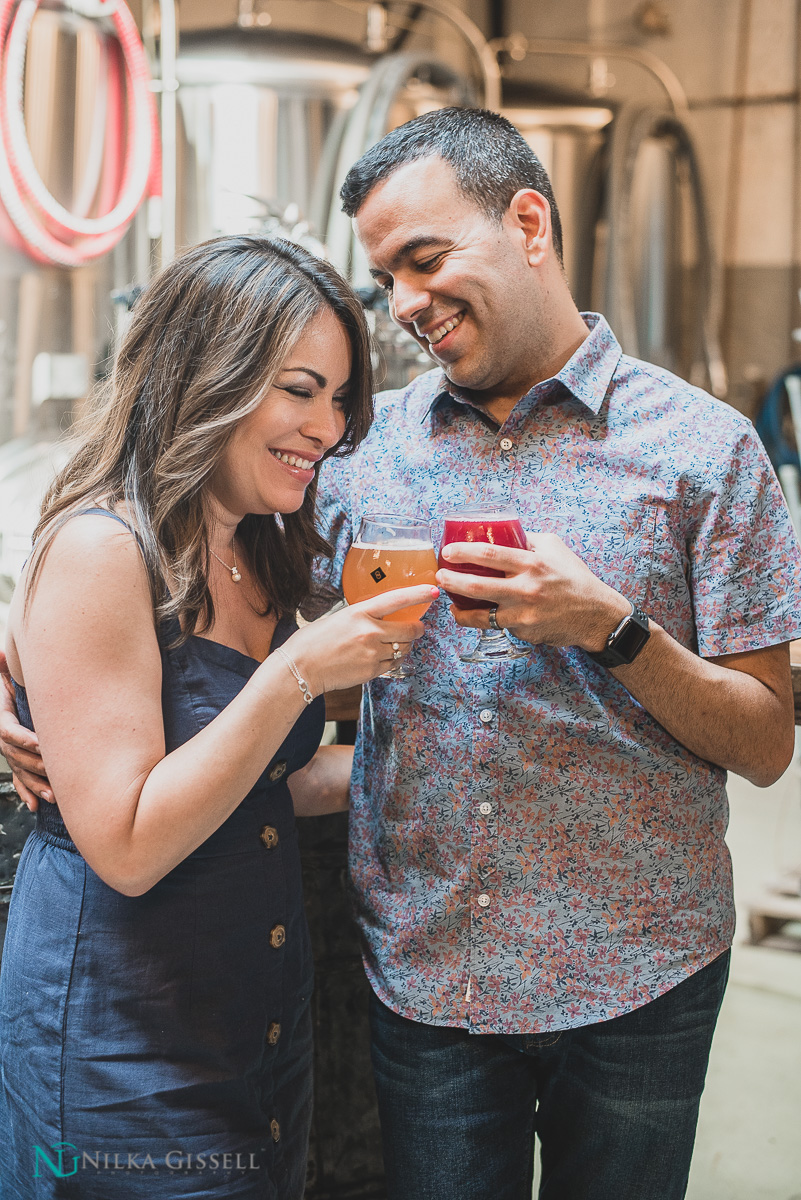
<box><xmin>354</xmin><ymin>156</ymin><xmax>542</xmax><ymax>402</ymax></box>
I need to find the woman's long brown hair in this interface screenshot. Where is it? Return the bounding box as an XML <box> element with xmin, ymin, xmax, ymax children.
<box><xmin>27</xmin><ymin>236</ymin><xmax>374</xmax><ymax>641</ymax></box>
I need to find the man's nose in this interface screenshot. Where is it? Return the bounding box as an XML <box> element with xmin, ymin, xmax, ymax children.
<box><xmin>391</xmin><ymin>278</ymin><xmax>430</xmax><ymax>327</ymax></box>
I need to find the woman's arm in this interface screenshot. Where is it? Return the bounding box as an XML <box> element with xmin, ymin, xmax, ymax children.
<box><xmin>289</xmin><ymin>744</ymin><xmax>354</xmax><ymax>816</ymax></box>
<box><xmin>14</xmin><ymin>517</ymin><xmax>432</xmax><ymax>895</ymax></box>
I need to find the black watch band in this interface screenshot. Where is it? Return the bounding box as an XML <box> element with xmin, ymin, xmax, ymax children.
<box><xmin>587</xmin><ymin>601</ymin><xmax>651</xmax><ymax>669</ymax></box>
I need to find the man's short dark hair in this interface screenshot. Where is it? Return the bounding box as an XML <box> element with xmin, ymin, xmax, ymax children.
<box><xmin>340</xmin><ymin>107</ymin><xmax>563</xmax><ymax>263</ymax></box>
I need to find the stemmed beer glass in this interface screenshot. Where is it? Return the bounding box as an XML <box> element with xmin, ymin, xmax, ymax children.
<box><xmin>342</xmin><ymin>514</ymin><xmax>438</xmax><ymax>678</ymax></box>
<box><xmin>438</xmin><ymin>509</ymin><xmax>530</xmax><ymax>664</ymax></box>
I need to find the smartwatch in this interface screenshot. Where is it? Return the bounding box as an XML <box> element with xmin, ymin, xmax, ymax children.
<box><xmin>587</xmin><ymin>600</ymin><xmax>651</xmax><ymax>669</ymax></box>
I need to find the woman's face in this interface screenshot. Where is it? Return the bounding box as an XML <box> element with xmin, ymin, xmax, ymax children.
<box><xmin>210</xmin><ymin>307</ymin><xmax>352</xmax><ymax>521</ymax></box>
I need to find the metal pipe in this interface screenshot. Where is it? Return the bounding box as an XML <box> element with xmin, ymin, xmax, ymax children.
<box><xmin>790</xmin><ymin>0</ymin><xmax>801</xmax><ymax>349</ymax></box>
<box><xmin>490</xmin><ymin>0</ymin><xmax>505</xmax><ymax>43</ymax></box>
<box><xmin>157</xmin><ymin>0</ymin><xmax>177</xmax><ymax>264</ymax></box>
<box><xmin>721</xmin><ymin>0</ymin><xmax>752</xmax><ymax>352</ymax></box>
<box><xmin>403</xmin><ymin>0</ymin><xmax>501</xmax><ymax>109</ymax></box>
<box><xmin>689</xmin><ymin>91</ymin><xmax>800</xmax><ymax>109</ymax></box>
<box><xmin>490</xmin><ymin>35</ymin><xmax>689</xmax><ymax>116</ymax></box>
<box><xmin>332</xmin><ymin>0</ymin><xmax>501</xmax><ymax>109</ymax></box>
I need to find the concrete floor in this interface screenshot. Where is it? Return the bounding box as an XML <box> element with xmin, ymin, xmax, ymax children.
<box><xmin>686</xmin><ymin>759</ymin><xmax>801</xmax><ymax>1200</ymax></box>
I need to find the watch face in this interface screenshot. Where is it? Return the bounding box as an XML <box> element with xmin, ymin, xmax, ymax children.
<box><xmin>615</xmin><ymin>612</ymin><xmax>650</xmax><ymax>663</ymax></box>
<box><xmin>587</xmin><ymin>606</ymin><xmax>650</xmax><ymax>668</ymax></box>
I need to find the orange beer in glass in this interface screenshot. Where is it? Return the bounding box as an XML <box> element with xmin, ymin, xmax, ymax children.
<box><xmin>342</xmin><ymin>514</ymin><xmax>438</xmax><ymax>677</ymax></box>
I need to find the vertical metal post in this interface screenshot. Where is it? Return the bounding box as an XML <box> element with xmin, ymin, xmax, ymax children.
<box><xmin>158</xmin><ymin>0</ymin><xmax>178</xmax><ymax>265</ymax></box>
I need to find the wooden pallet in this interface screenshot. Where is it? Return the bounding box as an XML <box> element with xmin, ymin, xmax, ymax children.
<box><xmin>747</xmin><ymin>883</ymin><xmax>801</xmax><ymax>950</ymax></box>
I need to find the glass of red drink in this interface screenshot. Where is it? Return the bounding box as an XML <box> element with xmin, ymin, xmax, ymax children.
<box><xmin>438</xmin><ymin>509</ymin><xmax>530</xmax><ymax>663</ymax></box>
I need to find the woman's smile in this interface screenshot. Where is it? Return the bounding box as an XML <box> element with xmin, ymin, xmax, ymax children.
<box><xmin>211</xmin><ymin>309</ymin><xmax>351</xmax><ymax>520</ymax></box>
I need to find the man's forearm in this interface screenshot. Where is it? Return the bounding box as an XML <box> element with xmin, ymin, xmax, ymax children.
<box><xmin>612</xmin><ymin>624</ymin><xmax>794</xmax><ymax>786</ymax></box>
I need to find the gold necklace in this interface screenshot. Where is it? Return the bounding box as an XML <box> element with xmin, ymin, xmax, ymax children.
<box><xmin>210</xmin><ymin>539</ymin><xmax>241</xmax><ymax>583</ymax></box>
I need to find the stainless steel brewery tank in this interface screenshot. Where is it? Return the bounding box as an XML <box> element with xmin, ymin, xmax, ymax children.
<box><xmin>173</xmin><ymin>28</ymin><xmax>473</xmax><ymax>393</ymax></box>
<box><xmin>174</xmin><ymin>28</ymin><xmax>471</xmax><ymax>251</ymax></box>
<box><xmin>175</xmin><ymin>29</ymin><xmax>370</xmax><ymax>248</ymax></box>
<box><xmin>503</xmin><ymin>104</ymin><xmax>613</xmax><ymax>310</ymax></box>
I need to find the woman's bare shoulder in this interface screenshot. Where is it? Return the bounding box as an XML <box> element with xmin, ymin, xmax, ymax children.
<box><xmin>15</xmin><ymin>511</ymin><xmax>156</xmax><ymax>659</ymax></box>
<box><xmin>32</xmin><ymin>511</ymin><xmax>145</xmax><ymax>586</ymax></box>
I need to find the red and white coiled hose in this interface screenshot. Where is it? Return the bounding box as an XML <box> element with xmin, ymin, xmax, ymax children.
<box><xmin>0</xmin><ymin>0</ymin><xmax>160</xmax><ymax>266</ymax></box>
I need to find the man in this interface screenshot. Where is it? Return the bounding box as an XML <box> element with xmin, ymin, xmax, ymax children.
<box><xmin>3</xmin><ymin>107</ymin><xmax>801</xmax><ymax>1199</ymax></box>
<box><xmin>310</xmin><ymin>108</ymin><xmax>801</xmax><ymax>1199</ymax></box>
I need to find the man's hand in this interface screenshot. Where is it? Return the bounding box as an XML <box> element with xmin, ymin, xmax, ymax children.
<box><xmin>0</xmin><ymin>649</ymin><xmax>52</xmax><ymax>812</ymax></box>
<box><xmin>436</xmin><ymin>533</ymin><xmax>630</xmax><ymax>650</ymax></box>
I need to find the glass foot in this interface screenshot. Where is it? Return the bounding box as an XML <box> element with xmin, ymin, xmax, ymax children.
<box><xmin>380</xmin><ymin>661</ymin><xmax>416</xmax><ymax>679</ymax></box>
<box><xmin>459</xmin><ymin>629</ymin><xmax>529</xmax><ymax>664</ymax></box>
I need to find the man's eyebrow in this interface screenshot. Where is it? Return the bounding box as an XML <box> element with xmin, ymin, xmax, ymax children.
<box><xmin>278</xmin><ymin>366</ymin><xmax>327</xmax><ymax>387</ymax></box>
<box><xmin>368</xmin><ymin>236</ymin><xmax>448</xmax><ymax>278</ymax></box>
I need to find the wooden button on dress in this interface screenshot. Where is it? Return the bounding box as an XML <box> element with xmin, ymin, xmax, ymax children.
<box><xmin>270</xmin><ymin>1119</ymin><xmax>280</xmax><ymax>1142</ymax></box>
<box><xmin>266</xmin><ymin>1022</ymin><xmax>281</xmax><ymax>1046</ymax></box>
<box><xmin>269</xmin><ymin>924</ymin><xmax>286</xmax><ymax>948</ymax></box>
<box><xmin>260</xmin><ymin>825</ymin><xmax>279</xmax><ymax>849</ymax></box>
<box><xmin>268</xmin><ymin>760</ymin><xmax>287</xmax><ymax>782</ymax></box>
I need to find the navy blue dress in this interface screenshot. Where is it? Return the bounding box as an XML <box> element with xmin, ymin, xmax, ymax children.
<box><xmin>0</xmin><ymin>514</ymin><xmax>325</xmax><ymax>1198</ymax></box>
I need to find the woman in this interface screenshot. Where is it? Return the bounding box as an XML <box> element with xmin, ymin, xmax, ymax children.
<box><xmin>0</xmin><ymin>235</ymin><xmax>435</xmax><ymax>1198</ymax></box>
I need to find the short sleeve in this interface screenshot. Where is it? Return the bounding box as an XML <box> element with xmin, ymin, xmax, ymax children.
<box><xmin>689</xmin><ymin>422</ymin><xmax>801</xmax><ymax>655</ymax></box>
<box><xmin>303</xmin><ymin>454</ymin><xmax>354</xmax><ymax>619</ymax></box>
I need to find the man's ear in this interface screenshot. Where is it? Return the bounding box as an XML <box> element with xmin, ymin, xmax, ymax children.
<box><xmin>507</xmin><ymin>189</ymin><xmax>551</xmax><ymax>267</ymax></box>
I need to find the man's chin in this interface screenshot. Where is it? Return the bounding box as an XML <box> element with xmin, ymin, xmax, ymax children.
<box><xmin>440</xmin><ymin>360</ymin><xmax>491</xmax><ymax>392</ymax></box>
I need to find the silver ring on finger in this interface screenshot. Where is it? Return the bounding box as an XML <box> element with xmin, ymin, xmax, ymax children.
<box><xmin>488</xmin><ymin>604</ymin><xmax>501</xmax><ymax>631</ymax></box>
<box><xmin>393</xmin><ymin>648</ymin><xmax>403</xmax><ymax>661</ymax></box>
<box><xmin>392</xmin><ymin>642</ymin><xmax>400</xmax><ymax>652</ymax></box>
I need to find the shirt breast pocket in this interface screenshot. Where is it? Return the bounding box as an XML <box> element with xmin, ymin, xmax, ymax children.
<box><xmin>555</xmin><ymin>501</ymin><xmax>661</xmax><ymax>610</ymax></box>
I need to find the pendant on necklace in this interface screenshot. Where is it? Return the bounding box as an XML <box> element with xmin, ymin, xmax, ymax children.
<box><xmin>231</xmin><ymin>567</ymin><xmax>242</xmax><ymax>583</ymax></box>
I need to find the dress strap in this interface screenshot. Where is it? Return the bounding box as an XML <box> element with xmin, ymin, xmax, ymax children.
<box><xmin>76</xmin><ymin>506</ymin><xmax>136</xmax><ymax>534</ymax></box>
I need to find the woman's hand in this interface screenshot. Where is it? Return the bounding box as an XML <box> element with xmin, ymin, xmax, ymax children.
<box><xmin>0</xmin><ymin>648</ymin><xmax>52</xmax><ymax>812</ymax></box>
<box><xmin>286</xmin><ymin>585</ymin><xmax>439</xmax><ymax>696</ymax></box>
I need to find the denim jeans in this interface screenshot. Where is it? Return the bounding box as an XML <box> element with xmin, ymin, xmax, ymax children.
<box><xmin>369</xmin><ymin>950</ymin><xmax>730</xmax><ymax>1200</ymax></box>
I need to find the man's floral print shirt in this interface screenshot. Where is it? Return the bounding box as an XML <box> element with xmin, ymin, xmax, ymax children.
<box><xmin>314</xmin><ymin>314</ymin><xmax>801</xmax><ymax>1034</ymax></box>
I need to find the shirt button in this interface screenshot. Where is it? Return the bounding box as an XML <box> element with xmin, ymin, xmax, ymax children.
<box><xmin>269</xmin><ymin>760</ymin><xmax>287</xmax><ymax>782</ymax></box>
<box><xmin>479</xmin><ymin>709</ymin><xmax>494</xmax><ymax>724</ymax></box>
<box><xmin>266</xmin><ymin>1021</ymin><xmax>281</xmax><ymax>1046</ymax></box>
<box><xmin>269</xmin><ymin>924</ymin><xmax>286</xmax><ymax>949</ymax></box>
<box><xmin>477</xmin><ymin>893</ymin><xmax>491</xmax><ymax>907</ymax></box>
<box><xmin>270</xmin><ymin>1119</ymin><xmax>281</xmax><ymax>1142</ymax></box>
<box><xmin>499</xmin><ymin>437</ymin><xmax>513</xmax><ymax>451</ymax></box>
<box><xmin>260</xmin><ymin>825</ymin><xmax>279</xmax><ymax>849</ymax></box>
<box><xmin>478</xmin><ymin>802</ymin><xmax>492</xmax><ymax>816</ymax></box>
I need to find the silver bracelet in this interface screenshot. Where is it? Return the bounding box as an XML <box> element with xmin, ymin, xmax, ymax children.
<box><xmin>275</xmin><ymin>646</ymin><xmax>314</xmax><ymax>706</ymax></box>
